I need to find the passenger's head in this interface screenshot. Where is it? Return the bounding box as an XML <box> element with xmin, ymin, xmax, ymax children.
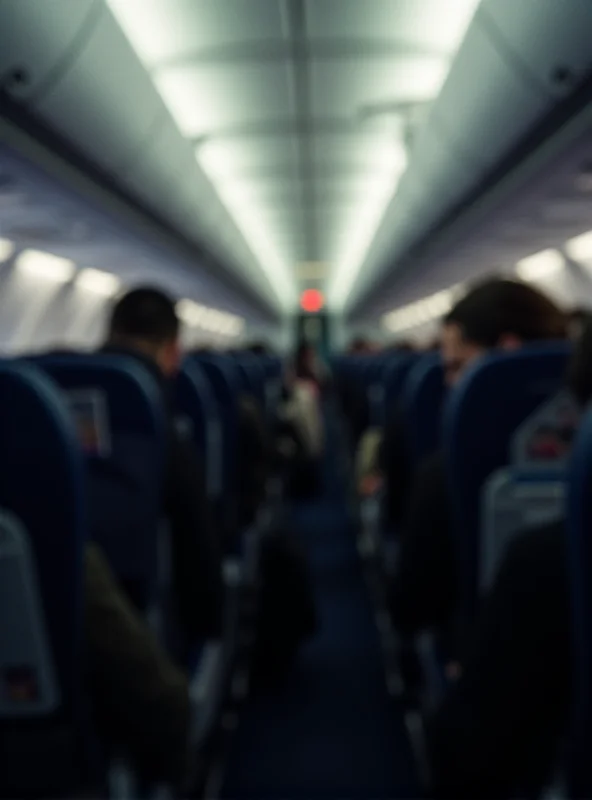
<box><xmin>107</xmin><ymin>287</ymin><xmax>181</xmax><ymax>377</ymax></box>
<box><xmin>568</xmin><ymin>320</ymin><xmax>592</xmax><ymax>407</ymax></box>
<box><xmin>348</xmin><ymin>336</ymin><xmax>371</xmax><ymax>355</ymax></box>
<box><xmin>247</xmin><ymin>342</ymin><xmax>270</xmax><ymax>357</ymax></box>
<box><xmin>442</xmin><ymin>278</ymin><xmax>567</xmax><ymax>386</ymax></box>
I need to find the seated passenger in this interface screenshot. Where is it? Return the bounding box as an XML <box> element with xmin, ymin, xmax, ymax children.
<box><xmin>85</xmin><ymin>543</ymin><xmax>194</xmax><ymax>787</ymax></box>
<box><xmin>423</xmin><ymin>321</ymin><xmax>592</xmax><ymax>798</ymax></box>
<box><xmin>279</xmin><ymin>343</ymin><xmax>325</xmax><ymax>497</ymax></box>
<box><xmin>287</xmin><ymin>342</ymin><xmax>325</xmax><ymax>458</ymax></box>
<box><xmin>388</xmin><ymin>278</ymin><xmax>567</xmax><ymax>637</ymax></box>
<box><xmin>102</xmin><ymin>288</ymin><xmax>224</xmax><ymax>640</ymax></box>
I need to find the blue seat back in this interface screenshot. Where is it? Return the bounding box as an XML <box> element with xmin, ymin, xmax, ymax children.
<box><xmin>382</xmin><ymin>353</ymin><xmax>420</xmax><ymax>424</ymax></box>
<box><xmin>26</xmin><ymin>354</ymin><xmax>167</xmax><ymax>615</ymax></box>
<box><xmin>444</xmin><ymin>343</ymin><xmax>570</xmax><ymax>625</ymax></box>
<box><xmin>402</xmin><ymin>354</ymin><xmax>445</xmax><ymax>465</ymax></box>
<box><xmin>0</xmin><ymin>361</ymin><xmax>87</xmax><ymax>792</ymax></box>
<box><xmin>176</xmin><ymin>360</ymin><xmax>223</xmax><ymax>499</ymax></box>
<box><xmin>190</xmin><ymin>355</ymin><xmax>240</xmax><ymax>515</ymax></box>
<box><xmin>567</xmin><ymin>409</ymin><xmax>592</xmax><ymax>797</ymax></box>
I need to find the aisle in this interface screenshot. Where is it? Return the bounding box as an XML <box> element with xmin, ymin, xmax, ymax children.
<box><xmin>219</xmin><ymin>418</ymin><xmax>419</xmax><ymax>799</ymax></box>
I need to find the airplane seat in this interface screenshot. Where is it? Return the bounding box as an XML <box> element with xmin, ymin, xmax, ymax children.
<box><xmin>0</xmin><ymin>361</ymin><xmax>97</xmax><ymax>796</ymax></box>
<box><xmin>24</xmin><ymin>354</ymin><xmax>169</xmax><ymax>635</ymax></box>
<box><xmin>401</xmin><ymin>354</ymin><xmax>445</xmax><ymax>467</ymax></box>
<box><xmin>444</xmin><ymin>342</ymin><xmax>571</xmax><ymax>643</ymax></box>
<box><xmin>175</xmin><ymin>360</ymin><xmax>240</xmax><ymax>737</ymax></box>
<box><xmin>382</xmin><ymin>353</ymin><xmax>420</xmax><ymax>427</ymax></box>
<box><xmin>480</xmin><ymin>389</ymin><xmax>578</xmax><ymax>593</ymax></box>
<box><xmin>565</xmin><ymin>407</ymin><xmax>592</xmax><ymax>799</ymax></box>
<box><xmin>361</xmin><ymin>354</ymin><xmax>420</xmax><ymax>560</ymax></box>
<box><xmin>189</xmin><ymin>355</ymin><xmax>243</xmax><ymax>562</ymax></box>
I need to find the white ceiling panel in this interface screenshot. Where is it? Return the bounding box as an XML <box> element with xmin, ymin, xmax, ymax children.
<box><xmin>306</xmin><ymin>0</ymin><xmax>480</xmax><ymax>53</ymax></box>
<box><xmin>310</xmin><ymin>57</ymin><xmax>447</xmax><ymax>119</ymax></box>
<box><xmin>108</xmin><ymin>0</ymin><xmax>288</xmax><ymax>65</ymax></box>
<box><xmin>155</xmin><ymin>62</ymin><xmax>296</xmax><ymax>137</ymax></box>
<box><xmin>197</xmin><ymin>137</ymin><xmax>300</xmax><ymax>179</ymax></box>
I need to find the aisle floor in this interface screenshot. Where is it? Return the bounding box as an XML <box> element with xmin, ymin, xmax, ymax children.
<box><xmin>219</xmin><ymin>427</ymin><xmax>419</xmax><ymax>799</ymax></box>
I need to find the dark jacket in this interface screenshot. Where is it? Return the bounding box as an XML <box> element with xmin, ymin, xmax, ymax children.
<box><xmin>388</xmin><ymin>451</ymin><xmax>456</xmax><ymax>635</ymax></box>
<box><xmin>100</xmin><ymin>345</ymin><xmax>224</xmax><ymax>640</ymax></box>
<box><xmin>425</xmin><ymin>521</ymin><xmax>570</xmax><ymax>798</ymax></box>
<box><xmin>85</xmin><ymin>543</ymin><xmax>190</xmax><ymax>785</ymax></box>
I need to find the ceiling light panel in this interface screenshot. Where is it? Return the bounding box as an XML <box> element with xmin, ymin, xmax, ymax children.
<box><xmin>155</xmin><ymin>62</ymin><xmax>294</xmax><ymax>138</ymax></box>
<box><xmin>566</xmin><ymin>230</ymin><xmax>592</xmax><ymax>263</ymax></box>
<box><xmin>16</xmin><ymin>249</ymin><xmax>75</xmax><ymax>284</ymax></box>
<box><xmin>107</xmin><ymin>0</ymin><xmax>287</xmax><ymax>65</ymax></box>
<box><xmin>310</xmin><ymin>58</ymin><xmax>448</xmax><ymax>120</ymax></box>
<box><xmin>515</xmin><ymin>248</ymin><xmax>565</xmax><ymax>282</ymax></box>
<box><xmin>0</xmin><ymin>238</ymin><xmax>15</xmax><ymax>263</ymax></box>
<box><xmin>306</xmin><ymin>0</ymin><xmax>482</xmax><ymax>53</ymax></box>
<box><xmin>77</xmin><ymin>268</ymin><xmax>121</xmax><ymax>296</ymax></box>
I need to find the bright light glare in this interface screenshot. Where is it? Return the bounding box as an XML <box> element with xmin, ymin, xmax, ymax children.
<box><xmin>77</xmin><ymin>268</ymin><xmax>121</xmax><ymax>296</ymax></box>
<box><xmin>515</xmin><ymin>249</ymin><xmax>564</xmax><ymax>282</ymax></box>
<box><xmin>565</xmin><ymin>230</ymin><xmax>592</xmax><ymax>263</ymax></box>
<box><xmin>16</xmin><ymin>250</ymin><xmax>75</xmax><ymax>284</ymax></box>
<box><xmin>177</xmin><ymin>299</ymin><xmax>244</xmax><ymax>338</ymax></box>
<box><xmin>211</xmin><ymin>176</ymin><xmax>295</xmax><ymax>308</ymax></box>
<box><xmin>0</xmin><ymin>238</ymin><xmax>14</xmax><ymax>262</ymax></box>
<box><xmin>330</xmin><ymin>147</ymin><xmax>407</xmax><ymax>309</ymax></box>
<box><xmin>382</xmin><ymin>285</ymin><xmax>463</xmax><ymax>333</ymax></box>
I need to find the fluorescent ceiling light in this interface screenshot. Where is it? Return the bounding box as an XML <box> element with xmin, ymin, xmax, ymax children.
<box><xmin>515</xmin><ymin>248</ymin><xmax>564</xmax><ymax>281</ymax></box>
<box><xmin>212</xmin><ymin>176</ymin><xmax>295</xmax><ymax>308</ymax></box>
<box><xmin>565</xmin><ymin>230</ymin><xmax>592</xmax><ymax>263</ymax></box>
<box><xmin>0</xmin><ymin>238</ymin><xmax>14</xmax><ymax>262</ymax></box>
<box><xmin>16</xmin><ymin>250</ymin><xmax>75</xmax><ymax>284</ymax></box>
<box><xmin>330</xmin><ymin>151</ymin><xmax>407</xmax><ymax>309</ymax></box>
<box><xmin>177</xmin><ymin>299</ymin><xmax>244</xmax><ymax>338</ymax></box>
<box><xmin>77</xmin><ymin>268</ymin><xmax>121</xmax><ymax>296</ymax></box>
<box><xmin>382</xmin><ymin>285</ymin><xmax>462</xmax><ymax>333</ymax></box>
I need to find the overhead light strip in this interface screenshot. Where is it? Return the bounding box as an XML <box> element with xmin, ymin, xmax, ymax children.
<box><xmin>382</xmin><ymin>284</ymin><xmax>464</xmax><ymax>333</ymax></box>
<box><xmin>16</xmin><ymin>250</ymin><xmax>76</xmax><ymax>284</ymax></box>
<box><xmin>0</xmin><ymin>238</ymin><xmax>15</xmax><ymax>263</ymax></box>
<box><xmin>177</xmin><ymin>298</ymin><xmax>245</xmax><ymax>338</ymax></box>
<box><xmin>515</xmin><ymin>248</ymin><xmax>564</xmax><ymax>282</ymax></box>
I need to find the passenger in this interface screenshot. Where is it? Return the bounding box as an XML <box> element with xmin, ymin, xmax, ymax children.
<box><xmin>388</xmin><ymin>278</ymin><xmax>567</xmax><ymax>637</ymax></box>
<box><xmin>102</xmin><ymin>287</ymin><xmax>224</xmax><ymax>640</ymax></box>
<box><xmin>278</xmin><ymin>342</ymin><xmax>325</xmax><ymax>496</ymax></box>
<box><xmin>288</xmin><ymin>342</ymin><xmax>324</xmax><ymax>457</ymax></box>
<box><xmin>424</xmin><ymin>320</ymin><xmax>592</xmax><ymax>799</ymax></box>
<box><xmin>85</xmin><ymin>543</ymin><xmax>195</xmax><ymax>787</ymax></box>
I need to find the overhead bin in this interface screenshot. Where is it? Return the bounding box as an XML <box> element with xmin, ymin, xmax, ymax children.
<box><xmin>0</xmin><ymin>0</ymin><xmax>277</xmax><ymax>311</ymax></box>
<box><xmin>0</xmin><ymin>0</ymin><xmax>97</xmax><ymax>101</ymax></box>
<box><xmin>351</xmin><ymin>0</ymin><xmax>592</xmax><ymax>314</ymax></box>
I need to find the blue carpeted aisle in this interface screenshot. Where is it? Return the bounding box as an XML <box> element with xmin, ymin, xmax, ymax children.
<box><xmin>219</xmin><ymin>413</ymin><xmax>419</xmax><ymax>799</ymax></box>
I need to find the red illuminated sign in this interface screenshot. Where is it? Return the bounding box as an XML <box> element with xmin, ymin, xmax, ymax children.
<box><xmin>300</xmin><ymin>289</ymin><xmax>324</xmax><ymax>313</ymax></box>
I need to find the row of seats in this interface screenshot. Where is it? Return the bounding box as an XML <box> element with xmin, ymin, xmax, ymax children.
<box><xmin>0</xmin><ymin>349</ymin><xmax>282</xmax><ymax>797</ymax></box>
<box><xmin>335</xmin><ymin>342</ymin><xmax>592</xmax><ymax>795</ymax></box>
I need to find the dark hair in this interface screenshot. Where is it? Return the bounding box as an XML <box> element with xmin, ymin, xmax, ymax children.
<box><xmin>108</xmin><ymin>287</ymin><xmax>179</xmax><ymax>344</ymax></box>
<box><xmin>568</xmin><ymin>320</ymin><xmax>592</xmax><ymax>406</ymax></box>
<box><xmin>445</xmin><ymin>278</ymin><xmax>567</xmax><ymax>347</ymax></box>
<box><xmin>247</xmin><ymin>342</ymin><xmax>270</xmax><ymax>357</ymax></box>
